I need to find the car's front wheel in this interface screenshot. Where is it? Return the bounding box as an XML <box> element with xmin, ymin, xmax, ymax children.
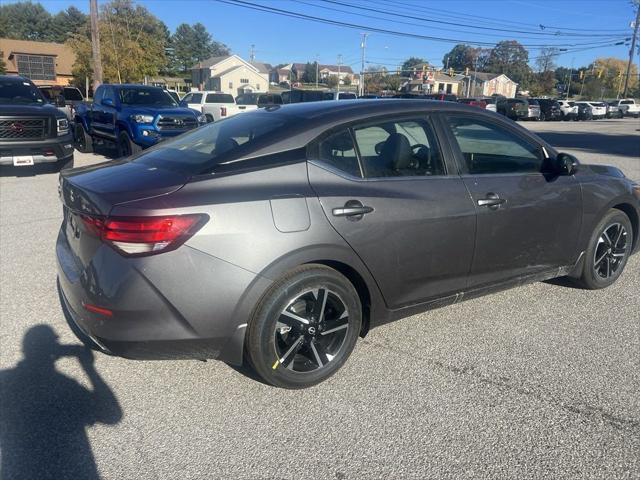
<box><xmin>576</xmin><ymin>209</ymin><xmax>633</xmax><ymax>289</ymax></box>
<box><xmin>245</xmin><ymin>265</ymin><xmax>362</xmax><ymax>389</ymax></box>
<box><xmin>117</xmin><ymin>131</ymin><xmax>142</xmax><ymax>158</ymax></box>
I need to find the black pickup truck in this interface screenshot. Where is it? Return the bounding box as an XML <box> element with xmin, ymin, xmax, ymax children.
<box><xmin>0</xmin><ymin>75</ymin><xmax>74</xmax><ymax>171</ymax></box>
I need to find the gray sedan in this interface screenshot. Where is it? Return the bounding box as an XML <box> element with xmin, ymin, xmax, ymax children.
<box><xmin>56</xmin><ymin>100</ymin><xmax>640</xmax><ymax>388</ymax></box>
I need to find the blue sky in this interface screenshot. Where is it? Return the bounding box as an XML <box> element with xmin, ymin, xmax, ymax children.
<box><xmin>38</xmin><ymin>0</ymin><xmax>637</xmax><ymax>70</ymax></box>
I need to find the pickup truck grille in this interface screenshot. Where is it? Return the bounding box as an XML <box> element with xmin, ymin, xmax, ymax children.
<box><xmin>156</xmin><ymin>115</ymin><xmax>198</xmax><ymax>131</ymax></box>
<box><xmin>0</xmin><ymin>117</ymin><xmax>48</xmax><ymax>140</ymax></box>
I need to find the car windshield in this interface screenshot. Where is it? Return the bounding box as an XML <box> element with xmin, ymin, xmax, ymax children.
<box><xmin>118</xmin><ymin>87</ymin><xmax>177</xmax><ymax>106</ymax></box>
<box><xmin>131</xmin><ymin>112</ymin><xmax>288</xmax><ymax>175</ymax></box>
<box><xmin>0</xmin><ymin>80</ymin><xmax>46</xmax><ymax>105</ymax></box>
<box><xmin>63</xmin><ymin>88</ymin><xmax>83</xmax><ymax>101</ymax></box>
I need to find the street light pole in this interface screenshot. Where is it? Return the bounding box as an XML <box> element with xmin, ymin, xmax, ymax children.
<box><xmin>623</xmin><ymin>3</ymin><xmax>640</xmax><ymax>97</ymax></box>
<box><xmin>360</xmin><ymin>33</ymin><xmax>368</xmax><ymax>97</ymax></box>
<box><xmin>566</xmin><ymin>57</ymin><xmax>574</xmax><ymax>100</ymax></box>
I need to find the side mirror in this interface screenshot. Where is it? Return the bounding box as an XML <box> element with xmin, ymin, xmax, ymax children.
<box><xmin>556</xmin><ymin>152</ymin><xmax>580</xmax><ymax>176</ymax></box>
<box><xmin>55</xmin><ymin>95</ymin><xmax>66</xmax><ymax>107</ymax></box>
<box><xmin>102</xmin><ymin>98</ymin><xmax>114</xmax><ymax>107</ymax></box>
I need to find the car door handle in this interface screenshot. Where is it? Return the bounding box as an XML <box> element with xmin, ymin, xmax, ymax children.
<box><xmin>477</xmin><ymin>193</ymin><xmax>506</xmax><ymax>209</ymax></box>
<box><xmin>332</xmin><ymin>201</ymin><xmax>373</xmax><ymax>220</ymax></box>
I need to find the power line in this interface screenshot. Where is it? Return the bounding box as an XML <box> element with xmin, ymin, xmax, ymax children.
<box><xmin>215</xmin><ymin>0</ymin><xmax>629</xmax><ymax>48</ymax></box>
<box><xmin>317</xmin><ymin>0</ymin><xmax>629</xmax><ymax>38</ymax></box>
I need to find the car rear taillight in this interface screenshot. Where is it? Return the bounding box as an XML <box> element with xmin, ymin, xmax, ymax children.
<box><xmin>80</xmin><ymin>214</ymin><xmax>209</xmax><ymax>256</ymax></box>
<box><xmin>220</xmin><ymin>106</ymin><xmax>227</xmax><ymax>117</ymax></box>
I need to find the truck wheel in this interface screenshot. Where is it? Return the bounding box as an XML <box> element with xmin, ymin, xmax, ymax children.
<box><xmin>74</xmin><ymin>123</ymin><xmax>92</xmax><ymax>153</ymax></box>
<box><xmin>205</xmin><ymin>114</ymin><xmax>214</xmax><ymax>123</ymax></box>
<box><xmin>117</xmin><ymin>131</ymin><xmax>142</xmax><ymax>158</ymax></box>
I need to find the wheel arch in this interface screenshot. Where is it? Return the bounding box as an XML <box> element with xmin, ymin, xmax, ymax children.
<box><xmin>612</xmin><ymin>202</ymin><xmax>639</xmax><ymax>254</ymax></box>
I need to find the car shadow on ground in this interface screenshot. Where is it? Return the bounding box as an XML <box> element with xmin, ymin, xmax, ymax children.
<box><xmin>0</xmin><ymin>324</ymin><xmax>122</xmax><ymax>480</ymax></box>
<box><xmin>535</xmin><ymin>130</ymin><xmax>640</xmax><ymax>159</ymax></box>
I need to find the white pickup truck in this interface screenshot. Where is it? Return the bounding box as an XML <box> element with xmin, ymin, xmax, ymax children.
<box><xmin>613</xmin><ymin>98</ymin><xmax>640</xmax><ymax>118</ymax></box>
<box><xmin>180</xmin><ymin>91</ymin><xmax>247</xmax><ymax>122</ymax></box>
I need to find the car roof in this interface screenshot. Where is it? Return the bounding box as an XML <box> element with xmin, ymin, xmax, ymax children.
<box><xmin>0</xmin><ymin>75</ymin><xmax>30</xmax><ymax>82</ymax></box>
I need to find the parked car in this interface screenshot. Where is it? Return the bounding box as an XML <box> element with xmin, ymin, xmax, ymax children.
<box><xmin>163</xmin><ymin>89</ymin><xmax>182</xmax><ymax>103</ymax></box>
<box><xmin>556</xmin><ymin>99</ymin><xmax>578</xmax><ymax>120</ymax></box>
<box><xmin>236</xmin><ymin>92</ymin><xmax>283</xmax><ymax>108</ymax></box>
<box><xmin>570</xmin><ymin>101</ymin><xmax>593</xmax><ymax>121</ymax></box>
<box><xmin>496</xmin><ymin>97</ymin><xmax>528</xmax><ymax>120</ymax></box>
<box><xmin>480</xmin><ymin>96</ymin><xmax>498</xmax><ymax>112</ymax></box>
<box><xmin>612</xmin><ymin>98</ymin><xmax>640</xmax><ymax>118</ymax></box>
<box><xmin>457</xmin><ymin>98</ymin><xmax>488</xmax><ymax>109</ymax></box>
<box><xmin>323</xmin><ymin>91</ymin><xmax>358</xmax><ymax>100</ymax></box>
<box><xmin>523</xmin><ymin>98</ymin><xmax>541</xmax><ymax>121</ymax></box>
<box><xmin>576</xmin><ymin>101</ymin><xmax>606</xmax><ymax>119</ymax></box>
<box><xmin>424</xmin><ymin>93</ymin><xmax>458</xmax><ymax>102</ymax></box>
<box><xmin>180</xmin><ymin>91</ymin><xmax>243</xmax><ymax>122</ymax></box>
<box><xmin>74</xmin><ymin>84</ymin><xmax>205</xmax><ymax>157</ymax></box>
<box><xmin>605</xmin><ymin>101</ymin><xmax>624</xmax><ymax>119</ymax></box>
<box><xmin>0</xmin><ymin>75</ymin><xmax>74</xmax><ymax>171</ymax></box>
<box><xmin>38</xmin><ymin>85</ymin><xmax>85</xmax><ymax>121</ymax></box>
<box><xmin>359</xmin><ymin>94</ymin><xmax>381</xmax><ymax>99</ymax></box>
<box><xmin>56</xmin><ymin>100</ymin><xmax>640</xmax><ymax>389</ymax></box>
<box><xmin>535</xmin><ymin>98</ymin><xmax>562</xmax><ymax>121</ymax></box>
<box><xmin>281</xmin><ymin>89</ymin><xmax>327</xmax><ymax>104</ymax></box>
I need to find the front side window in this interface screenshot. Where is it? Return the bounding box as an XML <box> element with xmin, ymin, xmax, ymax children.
<box><xmin>447</xmin><ymin>116</ymin><xmax>543</xmax><ymax>174</ymax></box>
<box><xmin>16</xmin><ymin>54</ymin><xmax>56</xmax><ymax>81</ymax></box>
<box><xmin>353</xmin><ymin>118</ymin><xmax>445</xmax><ymax>178</ymax></box>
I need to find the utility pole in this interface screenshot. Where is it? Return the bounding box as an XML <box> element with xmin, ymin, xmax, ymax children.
<box><xmin>89</xmin><ymin>0</ymin><xmax>102</xmax><ymax>91</ymax></box>
<box><xmin>337</xmin><ymin>54</ymin><xmax>342</xmax><ymax>93</ymax></box>
<box><xmin>315</xmin><ymin>54</ymin><xmax>319</xmax><ymax>89</ymax></box>
<box><xmin>623</xmin><ymin>3</ymin><xmax>640</xmax><ymax>97</ymax></box>
<box><xmin>249</xmin><ymin>44</ymin><xmax>255</xmax><ymax>62</ymax></box>
<box><xmin>566</xmin><ymin>57</ymin><xmax>574</xmax><ymax>99</ymax></box>
<box><xmin>360</xmin><ymin>33</ymin><xmax>368</xmax><ymax>97</ymax></box>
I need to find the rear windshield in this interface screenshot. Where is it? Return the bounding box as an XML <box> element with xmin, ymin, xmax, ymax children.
<box><xmin>119</xmin><ymin>87</ymin><xmax>177</xmax><ymax>106</ymax></box>
<box><xmin>206</xmin><ymin>93</ymin><xmax>234</xmax><ymax>103</ymax></box>
<box><xmin>131</xmin><ymin>113</ymin><xmax>287</xmax><ymax>175</ymax></box>
<box><xmin>236</xmin><ymin>94</ymin><xmax>259</xmax><ymax>105</ymax></box>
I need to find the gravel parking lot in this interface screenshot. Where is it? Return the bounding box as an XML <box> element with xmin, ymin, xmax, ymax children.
<box><xmin>1</xmin><ymin>117</ymin><xmax>639</xmax><ymax>479</ymax></box>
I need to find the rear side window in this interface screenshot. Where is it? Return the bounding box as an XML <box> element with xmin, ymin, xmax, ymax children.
<box><xmin>353</xmin><ymin>118</ymin><xmax>445</xmax><ymax>178</ymax></box>
<box><xmin>620</xmin><ymin>100</ymin><xmax>633</xmax><ymax>104</ymax></box>
<box><xmin>447</xmin><ymin>116</ymin><xmax>543</xmax><ymax>174</ymax></box>
<box><xmin>316</xmin><ymin>129</ymin><xmax>361</xmax><ymax>178</ymax></box>
<box><xmin>188</xmin><ymin>93</ymin><xmax>203</xmax><ymax>103</ymax></box>
<box><xmin>63</xmin><ymin>88</ymin><xmax>83</xmax><ymax>101</ymax></box>
<box><xmin>206</xmin><ymin>93</ymin><xmax>234</xmax><ymax>103</ymax></box>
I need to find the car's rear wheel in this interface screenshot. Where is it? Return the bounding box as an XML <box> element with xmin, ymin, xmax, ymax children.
<box><xmin>576</xmin><ymin>209</ymin><xmax>633</xmax><ymax>290</ymax></box>
<box><xmin>74</xmin><ymin>123</ymin><xmax>92</xmax><ymax>153</ymax></box>
<box><xmin>117</xmin><ymin>130</ymin><xmax>142</xmax><ymax>158</ymax></box>
<box><xmin>245</xmin><ymin>265</ymin><xmax>362</xmax><ymax>389</ymax></box>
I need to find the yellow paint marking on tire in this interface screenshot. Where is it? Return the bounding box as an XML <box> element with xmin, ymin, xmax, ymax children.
<box><xmin>272</xmin><ymin>359</ymin><xmax>281</xmax><ymax>370</ymax></box>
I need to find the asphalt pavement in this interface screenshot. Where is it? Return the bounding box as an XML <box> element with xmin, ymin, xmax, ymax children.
<box><xmin>0</xmin><ymin>117</ymin><xmax>638</xmax><ymax>480</ymax></box>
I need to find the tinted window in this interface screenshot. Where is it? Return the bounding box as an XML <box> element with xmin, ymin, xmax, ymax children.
<box><xmin>353</xmin><ymin>118</ymin><xmax>445</xmax><ymax>178</ymax></box>
<box><xmin>132</xmin><ymin>114</ymin><xmax>288</xmax><ymax>175</ymax></box>
<box><xmin>93</xmin><ymin>86</ymin><xmax>104</xmax><ymax>104</ymax></box>
<box><xmin>236</xmin><ymin>94</ymin><xmax>259</xmax><ymax>105</ymax></box>
<box><xmin>338</xmin><ymin>92</ymin><xmax>357</xmax><ymax>100</ymax></box>
<box><xmin>166</xmin><ymin>91</ymin><xmax>180</xmax><ymax>103</ymax></box>
<box><xmin>447</xmin><ymin>116</ymin><xmax>543</xmax><ymax>174</ymax></box>
<box><xmin>118</xmin><ymin>87</ymin><xmax>176</xmax><ymax>106</ymax></box>
<box><xmin>316</xmin><ymin>129</ymin><xmax>361</xmax><ymax>177</ymax></box>
<box><xmin>189</xmin><ymin>93</ymin><xmax>203</xmax><ymax>103</ymax></box>
<box><xmin>63</xmin><ymin>88</ymin><xmax>83</xmax><ymax>101</ymax></box>
<box><xmin>102</xmin><ymin>87</ymin><xmax>116</xmax><ymax>105</ymax></box>
<box><xmin>0</xmin><ymin>79</ymin><xmax>45</xmax><ymax>105</ymax></box>
<box><xmin>206</xmin><ymin>93</ymin><xmax>234</xmax><ymax>103</ymax></box>
<box><xmin>620</xmin><ymin>100</ymin><xmax>633</xmax><ymax>104</ymax></box>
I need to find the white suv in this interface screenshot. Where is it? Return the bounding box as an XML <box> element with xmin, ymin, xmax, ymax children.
<box><xmin>575</xmin><ymin>101</ymin><xmax>607</xmax><ymax>119</ymax></box>
<box><xmin>556</xmin><ymin>100</ymin><xmax>578</xmax><ymax>120</ymax></box>
<box><xmin>180</xmin><ymin>91</ymin><xmax>243</xmax><ymax>122</ymax></box>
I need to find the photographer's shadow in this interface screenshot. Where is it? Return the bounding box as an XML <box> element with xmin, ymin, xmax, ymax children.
<box><xmin>0</xmin><ymin>325</ymin><xmax>122</xmax><ymax>480</ymax></box>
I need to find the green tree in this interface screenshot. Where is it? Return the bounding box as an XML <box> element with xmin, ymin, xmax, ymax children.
<box><xmin>50</xmin><ymin>6</ymin><xmax>87</xmax><ymax>43</ymax></box>
<box><xmin>384</xmin><ymin>75</ymin><xmax>402</xmax><ymax>92</ymax></box>
<box><xmin>171</xmin><ymin>22</ymin><xmax>228</xmax><ymax>73</ymax></box>
<box><xmin>442</xmin><ymin>44</ymin><xmax>479</xmax><ymax>72</ymax></box>
<box><xmin>0</xmin><ymin>2</ymin><xmax>53</xmax><ymax>41</ymax></box>
<box><xmin>302</xmin><ymin>62</ymin><xmax>317</xmax><ymax>84</ymax></box>
<box><xmin>326</xmin><ymin>75</ymin><xmax>339</xmax><ymax>88</ymax></box>
<box><xmin>401</xmin><ymin>57</ymin><xmax>427</xmax><ymax>75</ymax></box>
<box><xmin>484</xmin><ymin>40</ymin><xmax>530</xmax><ymax>85</ymax></box>
<box><xmin>68</xmin><ymin>0</ymin><xmax>167</xmax><ymax>83</ymax></box>
<box><xmin>342</xmin><ymin>75</ymin><xmax>352</xmax><ymax>86</ymax></box>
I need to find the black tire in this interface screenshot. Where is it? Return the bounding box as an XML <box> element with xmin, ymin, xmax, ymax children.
<box><xmin>74</xmin><ymin>123</ymin><xmax>92</xmax><ymax>153</ymax></box>
<box><xmin>575</xmin><ymin>209</ymin><xmax>633</xmax><ymax>290</ymax></box>
<box><xmin>117</xmin><ymin>130</ymin><xmax>142</xmax><ymax>158</ymax></box>
<box><xmin>245</xmin><ymin>265</ymin><xmax>362</xmax><ymax>389</ymax></box>
<box><xmin>205</xmin><ymin>114</ymin><xmax>214</xmax><ymax>123</ymax></box>
<box><xmin>539</xmin><ymin>112</ymin><xmax>546</xmax><ymax>121</ymax></box>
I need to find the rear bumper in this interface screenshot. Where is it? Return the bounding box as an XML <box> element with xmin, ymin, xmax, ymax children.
<box><xmin>56</xmin><ymin>229</ymin><xmax>267</xmax><ymax>363</ymax></box>
<box><xmin>0</xmin><ymin>133</ymin><xmax>74</xmax><ymax>165</ymax></box>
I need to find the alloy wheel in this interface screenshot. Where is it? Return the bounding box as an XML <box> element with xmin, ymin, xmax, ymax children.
<box><xmin>593</xmin><ymin>223</ymin><xmax>628</xmax><ymax>279</ymax></box>
<box><xmin>272</xmin><ymin>288</ymin><xmax>349</xmax><ymax>372</ymax></box>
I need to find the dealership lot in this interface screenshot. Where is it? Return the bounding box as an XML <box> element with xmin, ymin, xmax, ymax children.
<box><xmin>1</xmin><ymin>118</ymin><xmax>639</xmax><ymax>479</ymax></box>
